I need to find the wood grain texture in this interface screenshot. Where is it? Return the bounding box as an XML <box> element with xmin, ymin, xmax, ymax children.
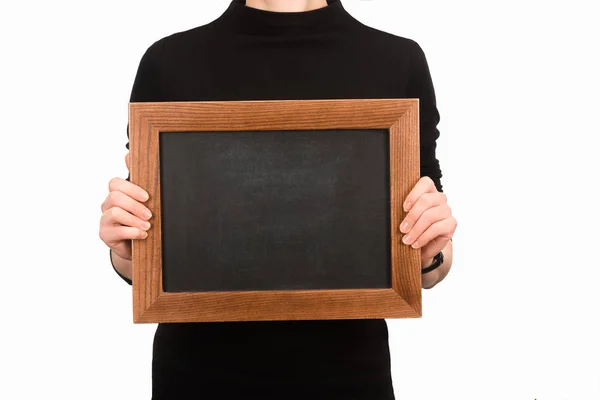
<box><xmin>136</xmin><ymin>289</ymin><xmax>414</xmax><ymax>323</ymax></box>
<box><xmin>129</xmin><ymin>99</ymin><xmax>421</xmax><ymax>323</ymax></box>
<box><xmin>390</xmin><ymin>101</ymin><xmax>422</xmax><ymax>315</ymax></box>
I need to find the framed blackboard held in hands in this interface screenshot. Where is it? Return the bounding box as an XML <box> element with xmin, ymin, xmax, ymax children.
<box><xmin>129</xmin><ymin>99</ymin><xmax>421</xmax><ymax>323</ymax></box>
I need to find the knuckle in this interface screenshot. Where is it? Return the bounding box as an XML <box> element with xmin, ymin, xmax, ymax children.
<box><xmin>99</xmin><ymin>226</ymin><xmax>113</xmax><ymax>243</ymax></box>
<box><xmin>446</xmin><ymin>217</ymin><xmax>457</xmax><ymax>234</ymax></box>
<box><xmin>109</xmin><ymin>207</ymin><xmax>121</xmax><ymax>220</ymax></box>
<box><xmin>442</xmin><ymin>203</ymin><xmax>452</xmax><ymax>217</ymax></box>
<box><xmin>107</xmin><ymin>191</ymin><xmax>120</xmax><ymax>204</ymax></box>
<box><xmin>424</xmin><ymin>176</ymin><xmax>435</xmax><ymax>188</ymax></box>
<box><xmin>108</xmin><ymin>177</ymin><xmax>121</xmax><ymax>191</ymax></box>
<box><xmin>421</xmin><ymin>193</ymin><xmax>434</xmax><ymax>207</ymax></box>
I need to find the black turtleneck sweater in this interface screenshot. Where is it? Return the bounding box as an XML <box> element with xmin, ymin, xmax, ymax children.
<box><xmin>117</xmin><ymin>1</ymin><xmax>443</xmax><ymax>399</ymax></box>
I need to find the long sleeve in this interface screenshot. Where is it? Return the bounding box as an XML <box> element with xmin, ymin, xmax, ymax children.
<box><xmin>408</xmin><ymin>40</ymin><xmax>444</xmax><ymax>193</ymax></box>
<box><xmin>126</xmin><ymin>39</ymin><xmax>164</xmax><ymax>153</ymax></box>
<box><xmin>110</xmin><ymin>41</ymin><xmax>164</xmax><ymax>285</ymax></box>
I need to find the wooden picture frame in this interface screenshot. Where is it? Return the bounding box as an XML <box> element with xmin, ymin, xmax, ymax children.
<box><xmin>129</xmin><ymin>99</ymin><xmax>421</xmax><ymax>323</ymax></box>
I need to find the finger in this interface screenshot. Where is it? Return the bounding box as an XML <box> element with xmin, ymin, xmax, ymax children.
<box><xmin>102</xmin><ymin>206</ymin><xmax>152</xmax><ymax>231</ymax></box>
<box><xmin>399</xmin><ymin>192</ymin><xmax>447</xmax><ymax>234</ymax></box>
<box><xmin>402</xmin><ymin>204</ymin><xmax>449</xmax><ymax>246</ymax></box>
<box><xmin>100</xmin><ymin>225</ymin><xmax>148</xmax><ymax>245</ymax></box>
<box><xmin>403</xmin><ymin>176</ymin><xmax>437</xmax><ymax>212</ymax></box>
<box><xmin>125</xmin><ymin>152</ymin><xmax>131</xmax><ymax>172</ymax></box>
<box><xmin>108</xmin><ymin>177</ymin><xmax>149</xmax><ymax>203</ymax></box>
<box><xmin>101</xmin><ymin>190</ymin><xmax>152</xmax><ymax>220</ymax></box>
<box><xmin>409</xmin><ymin>217</ymin><xmax>456</xmax><ymax>250</ymax></box>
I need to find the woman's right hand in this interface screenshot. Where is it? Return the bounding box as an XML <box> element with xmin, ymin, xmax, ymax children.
<box><xmin>99</xmin><ymin>153</ymin><xmax>152</xmax><ymax>261</ymax></box>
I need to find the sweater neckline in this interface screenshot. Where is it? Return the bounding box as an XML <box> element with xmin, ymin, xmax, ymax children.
<box><xmin>220</xmin><ymin>0</ymin><xmax>352</xmax><ymax>36</ymax></box>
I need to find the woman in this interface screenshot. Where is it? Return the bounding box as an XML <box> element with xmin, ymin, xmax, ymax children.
<box><xmin>99</xmin><ymin>0</ymin><xmax>457</xmax><ymax>398</ymax></box>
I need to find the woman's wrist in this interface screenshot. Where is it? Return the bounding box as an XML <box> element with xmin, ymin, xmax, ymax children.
<box><xmin>421</xmin><ymin>238</ymin><xmax>453</xmax><ymax>288</ymax></box>
<box><xmin>422</xmin><ymin>268</ymin><xmax>440</xmax><ymax>289</ymax></box>
<box><xmin>422</xmin><ymin>254</ymin><xmax>443</xmax><ymax>288</ymax></box>
<box><xmin>422</xmin><ymin>256</ymin><xmax>435</xmax><ymax>269</ymax></box>
<box><xmin>111</xmin><ymin>249</ymin><xmax>133</xmax><ymax>282</ymax></box>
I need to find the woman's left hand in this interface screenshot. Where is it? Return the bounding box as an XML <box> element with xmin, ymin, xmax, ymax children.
<box><xmin>399</xmin><ymin>177</ymin><xmax>457</xmax><ymax>268</ymax></box>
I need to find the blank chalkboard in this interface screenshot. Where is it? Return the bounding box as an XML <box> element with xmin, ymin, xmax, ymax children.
<box><xmin>159</xmin><ymin>129</ymin><xmax>391</xmax><ymax>292</ymax></box>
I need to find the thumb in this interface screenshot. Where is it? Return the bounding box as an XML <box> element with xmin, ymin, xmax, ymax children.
<box><xmin>125</xmin><ymin>152</ymin><xmax>131</xmax><ymax>172</ymax></box>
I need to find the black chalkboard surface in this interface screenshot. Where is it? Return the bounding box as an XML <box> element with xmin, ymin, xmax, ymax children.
<box><xmin>159</xmin><ymin>129</ymin><xmax>391</xmax><ymax>292</ymax></box>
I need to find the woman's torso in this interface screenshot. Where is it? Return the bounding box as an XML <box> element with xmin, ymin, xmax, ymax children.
<box><xmin>134</xmin><ymin>1</ymin><xmax>438</xmax><ymax>398</ymax></box>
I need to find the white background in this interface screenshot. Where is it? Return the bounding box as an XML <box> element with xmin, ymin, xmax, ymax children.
<box><xmin>1</xmin><ymin>0</ymin><xmax>598</xmax><ymax>399</ymax></box>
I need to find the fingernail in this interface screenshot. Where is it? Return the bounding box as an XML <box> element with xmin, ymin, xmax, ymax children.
<box><xmin>404</xmin><ymin>202</ymin><xmax>412</xmax><ymax>212</ymax></box>
<box><xmin>402</xmin><ymin>234</ymin><xmax>412</xmax><ymax>244</ymax></box>
<box><xmin>412</xmin><ymin>241</ymin><xmax>420</xmax><ymax>249</ymax></box>
<box><xmin>142</xmin><ymin>221</ymin><xmax>151</xmax><ymax>230</ymax></box>
<box><xmin>141</xmin><ymin>192</ymin><xmax>149</xmax><ymax>201</ymax></box>
<box><xmin>400</xmin><ymin>222</ymin><xmax>409</xmax><ymax>233</ymax></box>
<box><xmin>143</xmin><ymin>209</ymin><xmax>152</xmax><ymax>219</ymax></box>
